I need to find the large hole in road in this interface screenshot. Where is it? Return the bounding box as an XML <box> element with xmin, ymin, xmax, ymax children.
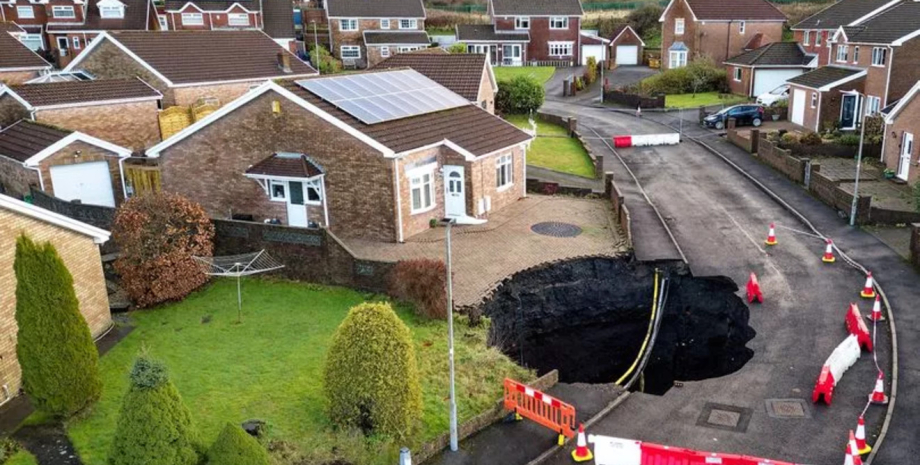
<box><xmin>482</xmin><ymin>257</ymin><xmax>755</xmax><ymax>395</ymax></box>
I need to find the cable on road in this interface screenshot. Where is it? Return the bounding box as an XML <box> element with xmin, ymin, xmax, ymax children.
<box><xmin>615</xmin><ymin>269</ymin><xmax>660</xmax><ymax>387</ymax></box>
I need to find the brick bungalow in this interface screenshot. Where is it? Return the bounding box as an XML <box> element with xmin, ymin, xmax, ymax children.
<box><xmin>324</xmin><ymin>0</ymin><xmax>426</xmax><ymax>68</ymax></box>
<box><xmin>607</xmin><ymin>25</ymin><xmax>644</xmax><ymax>67</ymax></box>
<box><xmin>45</xmin><ymin>0</ymin><xmax>159</xmax><ymax>68</ymax></box>
<box><xmin>786</xmin><ymin>66</ymin><xmax>865</xmax><ymax>133</ymax></box>
<box><xmin>466</xmin><ymin>0</ymin><xmax>583</xmax><ymax>66</ymax></box>
<box><xmin>0</xmin><ymin>120</ymin><xmax>132</xmax><ymax>206</ymax></box>
<box><xmin>0</xmin><ymin>28</ymin><xmax>52</xmax><ymax>84</ymax></box>
<box><xmin>159</xmin><ymin>0</ymin><xmax>295</xmax><ymax>50</ymax></box>
<box><xmin>372</xmin><ymin>51</ymin><xmax>498</xmax><ymax>113</ymax></box>
<box><xmin>0</xmin><ymin>77</ymin><xmax>163</xmax><ymax>150</ymax></box>
<box><xmin>0</xmin><ymin>193</ymin><xmax>111</xmax><ymax>406</ymax></box>
<box><xmin>724</xmin><ymin>42</ymin><xmax>815</xmax><ymax>97</ymax></box>
<box><xmin>61</xmin><ymin>30</ymin><xmax>317</xmax><ymax>107</ymax></box>
<box><xmin>882</xmin><ymin>80</ymin><xmax>920</xmax><ymax>184</ymax></box>
<box><xmin>145</xmin><ymin>70</ymin><xmax>533</xmax><ymax>242</ymax></box>
<box><xmin>659</xmin><ymin>0</ymin><xmax>786</xmax><ymax>70</ymax></box>
<box><xmin>791</xmin><ymin>0</ymin><xmax>899</xmax><ymax>67</ymax></box>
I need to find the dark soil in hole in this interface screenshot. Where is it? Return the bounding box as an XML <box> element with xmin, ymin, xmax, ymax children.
<box><xmin>483</xmin><ymin>256</ymin><xmax>755</xmax><ymax>395</ymax></box>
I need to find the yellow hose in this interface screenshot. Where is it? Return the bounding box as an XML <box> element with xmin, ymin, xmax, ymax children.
<box><xmin>615</xmin><ymin>269</ymin><xmax>660</xmax><ymax>386</ymax></box>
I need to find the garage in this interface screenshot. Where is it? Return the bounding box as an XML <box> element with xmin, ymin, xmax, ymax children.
<box><xmin>791</xmin><ymin>88</ymin><xmax>806</xmax><ymax>126</ymax></box>
<box><xmin>581</xmin><ymin>45</ymin><xmax>606</xmax><ymax>65</ymax></box>
<box><xmin>50</xmin><ymin>161</ymin><xmax>116</xmax><ymax>207</ymax></box>
<box><xmin>616</xmin><ymin>45</ymin><xmax>639</xmax><ymax>65</ymax></box>
<box><xmin>752</xmin><ymin>69</ymin><xmax>804</xmax><ymax>97</ymax></box>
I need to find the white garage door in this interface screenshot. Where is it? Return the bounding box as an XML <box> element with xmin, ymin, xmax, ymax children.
<box><xmin>791</xmin><ymin>89</ymin><xmax>806</xmax><ymax>126</ymax></box>
<box><xmin>49</xmin><ymin>161</ymin><xmax>116</xmax><ymax>207</ymax></box>
<box><xmin>615</xmin><ymin>45</ymin><xmax>639</xmax><ymax>65</ymax></box>
<box><xmin>581</xmin><ymin>45</ymin><xmax>606</xmax><ymax>65</ymax></box>
<box><xmin>753</xmin><ymin>69</ymin><xmax>804</xmax><ymax>97</ymax></box>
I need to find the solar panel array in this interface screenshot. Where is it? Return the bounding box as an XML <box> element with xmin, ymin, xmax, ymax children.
<box><xmin>295</xmin><ymin>69</ymin><xmax>470</xmax><ymax>125</ymax></box>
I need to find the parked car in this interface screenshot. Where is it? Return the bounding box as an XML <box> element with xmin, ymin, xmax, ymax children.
<box><xmin>756</xmin><ymin>85</ymin><xmax>790</xmax><ymax>106</ymax></box>
<box><xmin>703</xmin><ymin>104</ymin><xmax>765</xmax><ymax>130</ymax></box>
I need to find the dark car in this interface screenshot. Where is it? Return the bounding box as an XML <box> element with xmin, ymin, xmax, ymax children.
<box><xmin>703</xmin><ymin>104</ymin><xmax>764</xmax><ymax>130</ymax></box>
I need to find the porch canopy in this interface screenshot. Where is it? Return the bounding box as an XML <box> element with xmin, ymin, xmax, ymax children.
<box><xmin>244</xmin><ymin>152</ymin><xmax>329</xmax><ymax>226</ymax></box>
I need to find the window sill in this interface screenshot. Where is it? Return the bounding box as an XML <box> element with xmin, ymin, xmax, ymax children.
<box><xmin>871</xmin><ymin>64</ymin><xmax>886</xmax><ymax>68</ymax></box>
<box><xmin>410</xmin><ymin>205</ymin><xmax>436</xmax><ymax>215</ymax></box>
<box><xmin>497</xmin><ymin>183</ymin><xmax>514</xmax><ymax>193</ymax></box>
<box><xmin>270</xmin><ymin>198</ymin><xmax>287</xmax><ymax>203</ymax></box>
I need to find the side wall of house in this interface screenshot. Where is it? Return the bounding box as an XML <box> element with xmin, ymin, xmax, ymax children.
<box><xmin>477</xmin><ymin>66</ymin><xmax>496</xmax><ymax>114</ymax></box>
<box><xmin>795</xmin><ymin>29</ymin><xmax>831</xmax><ymax>66</ymax></box>
<box><xmin>0</xmin><ymin>156</ymin><xmax>40</xmax><ymax>199</ymax></box>
<box><xmin>609</xmin><ymin>29</ymin><xmax>644</xmax><ymax>66</ymax></box>
<box><xmin>889</xmin><ymin>38</ymin><xmax>920</xmax><ymax>104</ymax></box>
<box><xmin>35</xmin><ymin>101</ymin><xmax>161</xmax><ymax>151</ymax></box>
<box><xmin>660</xmin><ymin>0</ymin><xmax>696</xmax><ymax>70</ymax></box>
<box><xmin>0</xmin><ymin>95</ymin><xmax>31</xmax><ymax>128</ymax></box>
<box><xmin>526</xmin><ymin>16</ymin><xmax>581</xmax><ymax>63</ymax></box>
<box><xmin>697</xmin><ymin>21</ymin><xmax>784</xmax><ymax>66</ymax></box>
<box><xmin>76</xmin><ymin>40</ymin><xmax>174</xmax><ymax>104</ymax></box>
<box><xmin>0</xmin><ymin>70</ymin><xmax>42</xmax><ymax>86</ymax></box>
<box><xmin>171</xmin><ymin>82</ymin><xmax>259</xmax><ymax>107</ymax></box>
<box><xmin>884</xmin><ymin>99</ymin><xmax>920</xmax><ymax>185</ymax></box>
<box><xmin>37</xmin><ymin>140</ymin><xmax>125</xmax><ymax>205</ymax></box>
<box><xmin>728</xmin><ymin>66</ymin><xmax>753</xmax><ymax>96</ymax></box>
<box><xmin>788</xmin><ymin>84</ymin><xmax>819</xmax><ymax>131</ymax></box>
<box><xmin>0</xmin><ymin>208</ymin><xmax>111</xmax><ymax>401</ymax></box>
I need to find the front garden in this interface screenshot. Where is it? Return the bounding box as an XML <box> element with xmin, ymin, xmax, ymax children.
<box><xmin>493</xmin><ymin>66</ymin><xmax>555</xmax><ymax>84</ymax></box>
<box><xmin>504</xmin><ymin>115</ymin><xmax>595</xmax><ymax>178</ymax></box>
<box><xmin>665</xmin><ymin>92</ymin><xmax>749</xmax><ymax>109</ymax></box>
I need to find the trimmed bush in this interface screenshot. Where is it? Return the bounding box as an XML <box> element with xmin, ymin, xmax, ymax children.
<box><xmin>447</xmin><ymin>42</ymin><xmax>467</xmax><ymax>54</ymax></box>
<box><xmin>389</xmin><ymin>259</ymin><xmax>447</xmax><ymax>319</ymax></box>
<box><xmin>799</xmin><ymin>132</ymin><xmax>823</xmax><ymax>146</ymax></box>
<box><xmin>585</xmin><ymin>57</ymin><xmax>598</xmax><ymax>85</ymax></box>
<box><xmin>640</xmin><ymin>60</ymin><xmax>727</xmax><ymax>95</ymax></box>
<box><xmin>113</xmin><ymin>192</ymin><xmax>214</xmax><ymax>308</ymax></box>
<box><xmin>496</xmin><ymin>75</ymin><xmax>545</xmax><ymax>115</ymax></box>
<box><xmin>14</xmin><ymin>235</ymin><xmax>101</xmax><ymax>418</ymax></box>
<box><xmin>207</xmin><ymin>423</ymin><xmax>270</xmax><ymax>465</ymax></box>
<box><xmin>323</xmin><ymin>302</ymin><xmax>421</xmax><ymax>439</ymax></box>
<box><xmin>108</xmin><ymin>356</ymin><xmax>200</xmax><ymax>465</ymax></box>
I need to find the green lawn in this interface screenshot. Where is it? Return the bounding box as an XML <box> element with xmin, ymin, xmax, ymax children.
<box><xmin>494</xmin><ymin>66</ymin><xmax>556</xmax><ymax>83</ymax></box>
<box><xmin>504</xmin><ymin>115</ymin><xmax>596</xmax><ymax>178</ymax></box>
<box><xmin>665</xmin><ymin>92</ymin><xmax>751</xmax><ymax>109</ymax></box>
<box><xmin>5</xmin><ymin>451</ymin><xmax>38</xmax><ymax>465</ymax></box>
<box><xmin>65</xmin><ymin>279</ymin><xmax>531</xmax><ymax>465</ymax></box>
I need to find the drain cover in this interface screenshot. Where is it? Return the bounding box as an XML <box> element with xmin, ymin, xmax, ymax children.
<box><xmin>765</xmin><ymin>399</ymin><xmax>810</xmax><ymax>419</ymax></box>
<box><xmin>531</xmin><ymin>222</ymin><xmax>582</xmax><ymax>238</ymax></box>
<box><xmin>696</xmin><ymin>403</ymin><xmax>752</xmax><ymax>433</ymax></box>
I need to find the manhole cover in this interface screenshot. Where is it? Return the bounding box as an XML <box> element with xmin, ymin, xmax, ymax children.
<box><xmin>531</xmin><ymin>222</ymin><xmax>582</xmax><ymax>238</ymax></box>
<box><xmin>765</xmin><ymin>399</ymin><xmax>810</xmax><ymax>419</ymax></box>
<box><xmin>696</xmin><ymin>403</ymin><xmax>752</xmax><ymax>433</ymax></box>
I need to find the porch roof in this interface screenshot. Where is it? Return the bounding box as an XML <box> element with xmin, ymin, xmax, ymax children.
<box><xmin>786</xmin><ymin>65</ymin><xmax>865</xmax><ymax>91</ymax></box>
<box><xmin>456</xmin><ymin>24</ymin><xmax>529</xmax><ymax>43</ymax></box>
<box><xmin>245</xmin><ymin>152</ymin><xmax>324</xmax><ymax>179</ymax></box>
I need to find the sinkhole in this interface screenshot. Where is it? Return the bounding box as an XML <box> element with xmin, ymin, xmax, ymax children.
<box><xmin>482</xmin><ymin>257</ymin><xmax>756</xmax><ymax>395</ymax></box>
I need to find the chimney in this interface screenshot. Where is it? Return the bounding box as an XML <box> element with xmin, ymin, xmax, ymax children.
<box><xmin>277</xmin><ymin>52</ymin><xmax>292</xmax><ymax>73</ymax></box>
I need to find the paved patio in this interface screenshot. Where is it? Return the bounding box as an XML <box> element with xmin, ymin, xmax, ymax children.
<box><xmin>343</xmin><ymin>195</ymin><xmax>628</xmax><ymax>308</ymax></box>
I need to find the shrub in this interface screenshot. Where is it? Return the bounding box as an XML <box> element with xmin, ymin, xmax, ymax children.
<box><xmin>913</xmin><ymin>182</ymin><xmax>920</xmax><ymax>213</ymax></box>
<box><xmin>863</xmin><ymin>115</ymin><xmax>884</xmax><ymax>145</ymax></box>
<box><xmin>323</xmin><ymin>302</ymin><xmax>421</xmax><ymax>439</ymax></box>
<box><xmin>14</xmin><ymin>235</ymin><xmax>101</xmax><ymax>418</ymax></box>
<box><xmin>837</xmin><ymin>134</ymin><xmax>862</xmax><ymax>146</ymax></box>
<box><xmin>447</xmin><ymin>42</ymin><xmax>467</xmax><ymax>54</ymax></box>
<box><xmin>309</xmin><ymin>44</ymin><xmax>342</xmax><ymax>75</ymax></box>
<box><xmin>389</xmin><ymin>259</ymin><xmax>447</xmax><ymax>319</ymax></box>
<box><xmin>584</xmin><ymin>57</ymin><xmax>598</xmax><ymax>85</ymax></box>
<box><xmin>627</xmin><ymin>4</ymin><xmax>664</xmax><ymax>37</ymax></box>
<box><xmin>109</xmin><ymin>356</ymin><xmax>200</xmax><ymax>465</ymax></box>
<box><xmin>113</xmin><ymin>192</ymin><xmax>214</xmax><ymax>308</ymax></box>
<box><xmin>780</xmin><ymin>133</ymin><xmax>799</xmax><ymax>145</ymax></box>
<box><xmin>207</xmin><ymin>423</ymin><xmax>270</xmax><ymax>465</ymax></box>
<box><xmin>640</xmin><ymin>59</ymin><xmax>727</xmax><ymax>95</ymax></box>
<box><xmin>0</xmin><ymin>438</ymin><xmax>22</xmax><ymax>462</ymax></box>
<box><xmin>799</xmin><ymin>132</ymin><xmax>823</xmax><ymax>146</ymax></box>
<box><xmin>496</xmin><ymin>75</ymin><xmax>545</xmax><ymax>114</ymax></box>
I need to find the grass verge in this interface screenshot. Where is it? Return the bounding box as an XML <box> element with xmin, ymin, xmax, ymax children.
<box><xmin>5</xmin><ymin>450</ymin><xmax>38</xmax><ymax>465</ymax></box>
<box><xmin>504</xmin><ymin>115</ymin><xmax>595</xmax><ymax>178</ymax></box>
<box><xmin>494</xmin><ymin>66</ymin><xmax>556</xmax><ymax>83</ymax></box>
<box><xmin>665</xmin><ymin>92</ymin><xmax>750</xmax><ymax>109</ymax></box>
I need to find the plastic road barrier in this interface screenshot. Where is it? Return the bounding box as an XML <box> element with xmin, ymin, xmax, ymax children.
<box><xmin>611</xmin><ymin>133</ymin><xmax>680</xmax><ymax>148</ymax></box>
<box><xmin>503</xmin><ymin>378</ymin><xmax>576</xmax><ymax>441</ymax></box>
<box><xmin>812</xmin><ymin>335</ymin><xmax>861</xmax><ymax>404</ymax></box>
<box><xmin>845</xmin><ymin>303</ymin><xmax>873</xmax><ymax>352</ymax></box>
<box><xmin>588</xmin><ymin>434</ymin><xmax>799</xmax><ymax>465</ymax></box>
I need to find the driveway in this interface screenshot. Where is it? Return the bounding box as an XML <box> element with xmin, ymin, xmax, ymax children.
<box><xmin>545</xmin><ymin>66</ymin><xmax>656</xmax><ymax>105</ymax></box>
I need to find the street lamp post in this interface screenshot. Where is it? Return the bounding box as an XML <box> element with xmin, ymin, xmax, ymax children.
<box><xmin>441</xmin><ymin>217</ymin><xmax>458</xmax><ymax>452</ymax></box>
<box><xmin>849</xmin><ymin>94</ymin><xmax>868</xmax><ymax>226</ymax></box>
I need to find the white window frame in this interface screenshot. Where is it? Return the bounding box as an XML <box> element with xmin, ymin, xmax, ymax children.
<box><xmin>739</xmin><ymin>21</ymin><xmax>745</xmax><ymax>34</ymax></box>
<box><xmin>20</xmin><ymin>33</ymin><xmax>43</xmax><ymax>50</ymax></box>
<box><xmin>815</xmin><ymin>31</ymin><xmax>821</xmax><ymax>46</ymax></box>
<box><xmin>733</xmin><ymin>67</ymin><xmax>742</xmax><ymax>82</ymax></box>
<box><xmin>380</xmin><ymin>46</ymin><xmax>390</xmax><ymax>57</ymax></box>
<box><xmin>811</xmin><ymin>92</ymin><xmax>817</xmax><ymax>109</ymax></box>
<box><xmin>397</xmin><ymin>46</ymin><xmax>421</xmax><ymax>53</ymax></box>
<box><xmin>228</xmin><ymin>13</ymin><xmax>249</xmax><ymax>26</ymax></box>
<box><xmin>339</xmin><ymin>18</ymin><xmax>358</xmax><ymax>31</ymax></box>
<box><xmin>669</xmin><ymin>50</ymin><xmax>687</xmax><ymax>68</ymax></box>
<box><xmin>399</xmin><ymin>18</ymin><xmax>417</xmax><ymax>29</ymax></box>
<box><xmin>515</xmin><ymin>16</ymin><xmax>529</xmax><ymax>30</ymax></box>
<box><xmin>52</xmin><ymin>5</ymin><xmax>76</xmax><ymax>18</ymax></box>
<box><xmin>675</xmin><ymin>18</ymin><xmax>685</xmax><ymax>35</ymax></box>
<box><xmin>305</xmin><ymin>179</ymin><xmax>323</xmax><ymax>205</ymax></box>
<box><xmin>496</xmin><ymin>154</ymin><xmax>513</xmax><ymax>190</ymax></box>
<box><xmin>853</xmin><ymin>46</ymin><xmax>859</xmax><ymax>63</ymax></box>
<box><xmin>72</xmin><ymin>36</ymin><xmax>81</xmax><ymax>50</ymax></box>
<box><xmin>803</xmin><ymin>30</ymin><xmax>810</xmax><ymax>46</ymax></box>
<box><xmin>866</xmin><ymin>95</ymin><xmax>881</xmax><ymax>115</ymax></box>
<box><xmin>380</xmin><ymin>19</ymin><xmax>390</xmax><ymax>28</ymax></box>
<box><xmin>836</xmin><ymin>45</ymin><xmax>848</xmax><ymax>63</ymax></box>
<box><xmin>181</xmin><ymin>12</ymin><xmax>203</xmax><ymax>25</ymax></box>
<box><xmin>548</xmin><ymin>41</ymin><xmax>573</xmax><ymax>57</ymax></box>
<box><xmin>100</xmin><ymin>5</ymin><xmax>124</xmax><ymax>18</ymax></box>
<box><xmin>56</xmin><ymin>36</ymin><xmax>69</xmax><ymax>56</ymax></box>
<box><xmin>270</xmin><ymin>181</ymin><xmax>287</xmax><ymax>201</ymax></box>
<box><xmin>340</xmin><ymin>45</ymin><xmax>361</xmax><ymax>59</ymax></box>
<box><xmin>16</xmin><ymin>5</ymin><xmax>34</xmax><ymax>19</ymax></box>
<box><xmin>549</xmin><ymin>17</ymin><xmax>568</xmax><ymax>30</ymax></box>
<box><xmin>158</xmin><ymin>15</ymin><xmax>168</xmax><ymax>30</ymax></box>
<box><xmin>871</xmin><ymin>47</ymin><xmax>887</xmax><ymax>67</ymax></box>
<box><xmin>408</xmin><ymin>165</ymin><xmax>436</xmax><ymax>214</ymax></box>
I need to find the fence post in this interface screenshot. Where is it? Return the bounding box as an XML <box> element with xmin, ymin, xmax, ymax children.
<box><xmin>568</xmin><ymin>117</ymin><xmax>578</xmax><ymax>136</ymax></box>
<box><xmin>750</xmin><ymin>129</ymin><xmax>759</xmax><ymax>154</ymax></box>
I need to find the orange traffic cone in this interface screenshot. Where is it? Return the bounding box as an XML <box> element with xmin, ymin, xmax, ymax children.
<box><xmin>868</xmin><ymin>295</ymin><xmax>884</xmax><ymax>322</ymax></box>
<box><xmin>822</xmin><ymin>239</ymin><xmax>836</xmax><ymax>263</ymax></box>
<box><xmin>848</xmin><ymin>430</ymin><xmax>863</xmax><ymax>465</ymax></box>
<box><xmin>870</xmin><ymin>371</ymin><xmax>889</xmax><ymax>405</ymax></box>
<box><xmin>765</xmin><ymin>223</ymin><xmax>778</xmax><ymax>246</ymax></box>
<box><xmin>861</xmin><ymin>272</ymin><xmax>876</xmax><ymax>299</ymax></box>
<box><xmin>855</xmin><ymin>416</ymin><xmax>872</xmax><ymax>455</ymax></box>
<box><xmin>746</xmin><ymin>272</ymin><xmax>763</xmax><ymax>304</ymax></box>
<box><xmin>571</xmin><ymin>423</ymin><xmax>593</xmax><ymax>462</ymax></box>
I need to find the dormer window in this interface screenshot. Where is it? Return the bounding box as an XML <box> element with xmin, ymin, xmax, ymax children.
<box><xmin>100</xmin><ymin>5</ymin><xmax>124</xmax><ymax>18</ymax></box>
<box><xmin>52</xmin><ymin>5</ymin><xmax>76</xmax><ymax>19</ymax></box>
<box><xmin>515</xmin><ymin>16</ymin><xmax>529</xmax><ymax>30</ymax></box>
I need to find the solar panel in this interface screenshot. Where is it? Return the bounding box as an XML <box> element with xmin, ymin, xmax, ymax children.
<box><xmin>296</xmin><ymin>69</ymin><xmax>470</xmax><ymax>125</ymax></box>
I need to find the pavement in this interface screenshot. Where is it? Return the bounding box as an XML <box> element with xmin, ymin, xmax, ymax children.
<box><xmin>544</xmin><ymin>66</ymin><xmax>656</xmax><ymax>105</ymax></box>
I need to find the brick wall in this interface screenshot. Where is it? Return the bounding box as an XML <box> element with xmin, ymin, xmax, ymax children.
<box><xmin>660</xmin><ymin>0</ymin><xmax>695</xmax><ymax>70</ymax></box>
<box><xmin>0</xmin><ymin>70</ymin><xmax>42</xmax><ymax>86</ymax></box>
<box><xmin>728</xmin><ymin>66</ymin><xmax>752</xmax><ymax>96</ymax></box>
<box><xmin>883</xmin><ymin>93</ymin><xmax>920</xmax><ymax>185</ymax></box>
<box><xmin>726</xmin><ymin>127</ymin><xmax>754</xmax><ymax>153</ymax></box>
<box><xmin>37</xmin><ymin>141</ymin><xmax>126</xmax><ymax>205</ymax></box>
<box><xmin>605</xmin><ymin>173</ymin><xmax>631</xmax><ymax>245</ymax></box>
<box><xmin>795</xmin><ymin>29</ymin><xmax>831</xmax><ymax>66</ymax></box>
<box><xmin>30</xmin><ymin>188</ymin><xmax>116</xmax><ymax>231</ymax></box>
<box><xmin>0</xmin><ymin>95</ymin><xmax>31</xmax><ymax>128</ymax></box>
<box><xmin>808</xmin><ymin>164</ymin><xmax>872</xmax><ymax>224</ymax></box>
<box><xmin>697</xmin><ymin>21</ymin><xmax>783</xmax><ymax>66</ymax></box>
<box><xmin>171</xmin><ymin>82</ymin><xmax>259</xmax><ymax>107</ymax></box>
<box><xmin>167</xmin><ymin>4</ymin><xmax>260</xmax><ymax>30</ymax></box>
<box><xmin>755</xmin><ymin>134</ymin><xmax>809</xmax><ymax>184</ymax></box>
<box><xmin>476</xmin><ymin>65</ymin><xmax>495</xmax><ymax>113</ymax></box>
<box><xmin>0</xmin><ymin>156</ymin><xmax>40</xmax><ymax>198</ymax></box>
<box><xmin>889</xmin><ymin>37</ymin><xmax>920</xmax><ymax>104</ymax></box>
<box><xmin>911</xmin><ymin>223</ymin><xmax>920</xmax><ymax>267</ymax></box>
<box><xmin>0</xmin><ymin>207</ymin><xmax>112</xmax><ymax>401</ymax></box>
<box><xmin>77</xmin><ymin>40</ymin><xmax>174</xmax><ymax>103</ymax></box>
<box><xmin>525</xmin><ymin>16</ymin><xmax>580</xmax><ymax>64</ymax></box>
<box><xmin>35</xmin><ymin>101</ymin><xmax>161</xmax><ymax>151</ymax></box>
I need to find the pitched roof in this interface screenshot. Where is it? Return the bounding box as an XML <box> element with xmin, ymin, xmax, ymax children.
<box><xmin>74</xmin><ymin>31</ymin><xmax>317</xmax><ymax>85</ymax></box>
<box><xmin>363</xmin><ymin>31</ymin><xmax>430</xmax><ymax>45</ymax></box>
<box><xmin>246</xmin><ymin>152</ymin><xmax>324</xmax><ymax>178</ymax></box>
<box><xmin>839</xmin><ymin>2</ymin><xmax>920</xmax><ymax>45</ymax></box>
<box><xmin>456</xmin><ymin>24</ymin><xmax>529</xmax><ymax>42</ymax></box>
<box><xmin>793</xmin><ymin>0</ymin><xmax>896</xmax><ymax>30</ymax></box>
<box><xmin>0</xmin><ymin>32</ymin><xmax>53</xmax><ymax>71</ymax></box>
<box><xmin>372</xmin><ymin>53</ymin><xmax>488</xmax><ymax>100</ymax></box>
<box><xmin>46</xmin><ymin>0</ymin><xmax>152</xmax><ymax>32</ymax></box>
<box><xmin>7</xmin><ymin>78</ymin><xmax>162</xmax><ymax>108</ymax></box>
<box><xmin>325</xmin><ymin>0</ymin><xmax>425</xmax><ymax>18</ymax></box>
<box><xmin>0</xmin><ymin>193</ymin><xmax>110</xmax><ymax>243</ymax></box>
<box><xmin>261</xmin><ymin>0</ymin><xmax>295</xmax><ymax>39</ymax></box>
<box><xmin>0</xmin><ymin>22</ymin><xmax>25</xmax><ymax>33</ymax></box>
<box><xmin>725</xmin><ymin>42</ymin><xmax>813</xmax><ymax>67</ymax></box>
<box><xmin>0</xmin><ymin>121</ymin><xmax>71</xmax><ymax>163</ymax></box>
<box><xmin>680</xmin><ymin>0</ymin><xmax>786</xmax><ymax>21</ymax></box>
<box><xmin>786</xmin><ymin>65</ymin><xmax>865</xmax><ymax>90</ymax></box>
<box><xmin>490</xmin><ymin>0</ymin><xmax>583</xmax><ymax>16</ymax></box>
<box><xmin>164</xmin><ymin>0</ymin><xmax>259</xmax><ymax>10</ymax></box>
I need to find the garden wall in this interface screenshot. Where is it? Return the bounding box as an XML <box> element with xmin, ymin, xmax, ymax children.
<box><xmin>911</xmin><ymin>224</ymin><xmax>920</xmax><ymax>268</ymax></box>
<box><xmin>602</xmin><ymin>89</ymin><xmax>665</xmax><ymax>109</ymax></box>
<box><xmin>807</xmin><ymin>167</ymin><xmax>871</xmax><ymax>224</ymax></box>
<box><xmin>536</xmin><ymin>112</ymin><xmax>604</xmax><ymax>179</ymax></box>
<box><xmin>756</xmin><ymin>134</ymin><xmax>809</xmax><ymax>184</ymax></box>
<box><xmin>605</xmin><ymin>173</ymin><xmax>632</xmax><ymax>246</ymax></box>
<box><xmin>30</xmin><ymin>188</ymin><xmax>115</xmax><ymax>231</ymax></box>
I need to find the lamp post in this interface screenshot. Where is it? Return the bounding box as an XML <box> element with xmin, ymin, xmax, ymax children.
<box><xmin>310</xmin><ymin>20</ymin><xmax>319</xmax><ymax>69</ymax></box>
<box><xmin>440</xmin><ymin>217</ymin><xmax>459</xmax><ymax>452</ymax></box>
<box><xmin>849</xmin><ymin>93</ymin><xmax>868</xmax><ymax>226</ymax></box>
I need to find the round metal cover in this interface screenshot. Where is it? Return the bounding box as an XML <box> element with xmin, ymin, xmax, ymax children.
<box><xmin>530</xmin><ymin>222</ymin><xmax>582</xmax><ymax>238</ymax></box>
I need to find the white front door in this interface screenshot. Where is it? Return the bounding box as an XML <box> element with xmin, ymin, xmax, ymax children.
<box><xmin>791</xmin><ymin>89</ymin><xmax>806</xmax><ymax>126</ymax></box>
<box><xmin>286</xmin><ymin>180</ymin><xmax>308</xmax><ymax>227</ymax></box>
<box><xmin>502</xmin><ymin>44</ymin><xmax>522</xmax><ymax>66</ymax></box>
<box><xmin>898</xmin><ymin>132</ymin><xmax>914</xmax><ymax>181</ymax></box>
<box><xmin>615</xmin><ymin>45</ymin><xmax>638</xmax><ymax>65</ymax></box>
<box><xmin>49</xmin><ymin>161</ymin><xmax>116</xmax><ymax>207</ymax></box>
<box><xmin>444</xmin><ymin>166</ymin><xmax>465</xmax><ymax>218</ymax></box>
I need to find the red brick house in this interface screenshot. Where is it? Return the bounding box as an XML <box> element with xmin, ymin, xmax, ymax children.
<box><xmin>0</xmin><ymin>0</ymin><xmax>91</xmax><ymax>52</ymax></box>
<box><xmin>659</xmin><ymin>0</ymin><xmax>786</xmax><ymax>70</ymax></box>
<box><xmin>580</xmin><ymin>32</ymin><xmax>609</xmax><ymax>66</ymax></box>
<box><xmin>791</xmin><ymin>0</ymin><xmax>899</xmax><ymax>67</ymax></box>
<box><xmin>455</xmin><ymin>24</ymin><xmax>529</xmax><ymax>66</ymax></box>
<box><xmin>145</xmin><ymin>70</ymin><xmax>533</xmax><ymax>242</ymax></box>
<box><xmin>159</xmin><ymin>0</ymin><xmax>295</xmax><ymax>50</ymax></box>
<box><xmin>0</xmin><ymin>26</ymin><xmax>52</xmax><ymax>84</ymax></box>
<box><xmin>45</xmin><ymin>0</ymin><xmax>159</xmax><ymax>68</ymax></box>
<box><xmin>882</xmin><ymin>80</ymin><xmax>920</xmax><ymax>184</ymax></box>
<box><xmin>607</xmin><ymin>25</ymin><xmax>644</xmax><ymax>66</ymax></box>
<box><xmin>786</xmin><ymin>66</ymin><xmax>865</xmax><ymax>133</ymax></box>
<box><xmin>324</xmin><ymin>0</ymin><xmax>427</xmax><ymax>68</ymax></box>
<box><xmin>724</xmin><ymin>42</ymin><xmax>815</xmax><ymax>97</ymax></box>
<box><xmin>0</xmin><ymin>120</ymin><xmax>132</xmax><ymax>206</ymax></box>
<box><xmin>0</xmin><ymin>77</ymin><xmax>163</xmax><ymax>150</ymax></box>
<box><xmin>62</xmin><ymin>30</ymin><xmax>317</xmax><ymax>107</ymax></box>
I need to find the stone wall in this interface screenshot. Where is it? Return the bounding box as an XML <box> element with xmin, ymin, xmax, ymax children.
<box><xmin>0</xmin><ymin>156</ymin><xmax>40</xmax><ymax>199</ymax></box>
<box><xmin>755</xmin><ymin>134</ymin><xmax>809</xmax><ymax>184</ymax></box>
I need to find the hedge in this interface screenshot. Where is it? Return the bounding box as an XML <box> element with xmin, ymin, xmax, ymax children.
<box><xmin>207</xmin><ymin>423</ymin><xmax>270</xmax><ymax>465</ymax></box>
<box><xmin>496</xmin><ymin>76</ymin><xmax>545</xmax><ymax>115</ymax></box>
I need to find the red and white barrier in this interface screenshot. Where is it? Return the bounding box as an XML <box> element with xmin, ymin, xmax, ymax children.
<box><xmin>612</xmin><ymin>133</ymin><xmax>680</xmax><ymax>148</ymax></box>
<box><xmin>588</xmin><ymin>434</ymin><xmax>798</xmax><ymax>465</ymax></box>
<box><xmin>845</xmin><ymin>303</ymin><xmax>873</xmax><ymax>352</ymax></box>
<box><xmin>812</xmin><ymin>335</ymin><xmax>861</xmax><ymax>404</ymax></box>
